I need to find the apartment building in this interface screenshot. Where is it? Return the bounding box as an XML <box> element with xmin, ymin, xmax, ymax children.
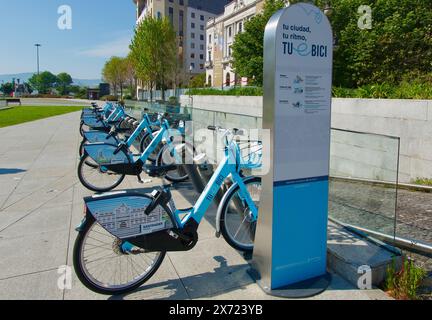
<box><xmin>205</xmin><ymin>0</ymin><xmax>266</xmax><ymax>88</ymax></box>
<box><xmin>133</xmin><ymin>0</ymin><xmax>227</xmax><ymax>97</ymax></box>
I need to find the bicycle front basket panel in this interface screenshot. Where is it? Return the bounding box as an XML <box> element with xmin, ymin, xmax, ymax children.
<box><xmin>85</xmin><ymin>193</ymin><xmax>175</xmax><ymax>240</ymax></box>
<box><xmin>84</xmin><ymin>131</ymin><xmax>118</xmax><ymax>145</ymax></box>
<box><xmin>84</xmin><ymin>143</ymin><xmax>130</xmax><ymax>165</ymax></box>
<box><xmin>82</xmin><ymin>117</ymin><xmax>106</xmax><ymax>128</ymax></box>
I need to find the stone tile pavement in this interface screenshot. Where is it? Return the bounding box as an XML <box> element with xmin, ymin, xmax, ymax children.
<box><xmin>0</xmin><ymin>111</ymin><xmax>391</xmax><ymax>300</ymax></box>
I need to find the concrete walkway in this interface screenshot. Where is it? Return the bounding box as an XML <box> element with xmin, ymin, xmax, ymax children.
<box><xmin>0</xmin><ymin>112</ymin><xmax>391</xmax><ymax>300</ymax></box>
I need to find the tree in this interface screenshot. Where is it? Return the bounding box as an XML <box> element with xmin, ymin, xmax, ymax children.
<box><xmin>28</xmin><ymin>71</ymin><xmax>58</xmax><ymax>94</ymax></box>
<box><xmin>0</xmin><ymin>82</ymin><xmax>14</xmax><ymax>96</ymax></box>
<box><xmin>56</xmin><ymin>72</ymin><xmax>73</xmax><ymax>95</ymax></box>
<box><xmin>231</xmin><ymin>0</ymin><xmax>286</xmax><ymax>86</ymax></box>
<box><xmin>325</xmin><ymin>0</ymin><xmax>432</xmax><ymax>87</ymax></box>
<box><xmin>125</xmin><ymin>54</ymin><xmax>137</xmax><ymax>99</ymax></box>
<box><xmin>102</xmin><ymin>56</ymin><xmax>129</xmax><ymax>98</ymax></box>
<box><xmin>130</xmin><ymin>17</ymin><xmax>177</xmax><ymax>101</ymax></box>
<box><xmin>190</xmin><ymin>73</ymin><xmax>206</xmax><ymax>88</ymax></box>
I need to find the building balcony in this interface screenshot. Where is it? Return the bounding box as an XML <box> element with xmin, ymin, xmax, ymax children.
<box><xmin>205</xmin><ymin>61</ymin><xmax>213</xmax><ymax>69</ymax></box>
<box><xmin>222</xmin><ymin>56</ymin><xmax>233</xmax><ymax>64</ymax></box>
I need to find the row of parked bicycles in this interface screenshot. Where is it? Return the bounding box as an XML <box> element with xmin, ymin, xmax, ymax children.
<box><xmin>73</xmin><ymin>102</ymin><xmax>263</xmax><ymax>295</ymax></box>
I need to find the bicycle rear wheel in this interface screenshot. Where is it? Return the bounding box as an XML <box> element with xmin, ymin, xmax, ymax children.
<box><xmin>78</xmin><ymin>155</ymin><xmax>126</xmax><ymax>192</ymax></box>
<box><xmin>219</xmin><ymin>177</ymin><xmax>262</xmax><ymax>253</ymax></box>
<box><xmin>73</xmin><ymin>216</ymin><xmax>166</xmax><ymax>295</ymax></box>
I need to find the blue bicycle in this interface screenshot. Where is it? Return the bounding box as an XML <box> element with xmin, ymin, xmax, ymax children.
<box><xmin>78</xmin><ymin>117</ymin><xmax>189</xmax><ymax>192</ymax></box>
<box><xmin>80</xmin><ymin>103</ymin><xmax>129</xmax><ymax>137</ymax></box>
<box><xmin>73</xmin><ymin>127</ymin><xmax>261</xmax><ymax>295</ymax></box>
<box><xmin>79</xmin><ymin>112</ymin><xmax>163</xmax><ymax>162</ymax></box>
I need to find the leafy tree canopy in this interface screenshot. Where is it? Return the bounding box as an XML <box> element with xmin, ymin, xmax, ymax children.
<box><xmin>129</xmin><ymin>16</ymin><xmax>177</xmax><ymax>100</ymax></box>
<box><xmin>28</xmin><ymin>71</ymin><xmax>58</xmax><ymax>94</ymax></box>
<box><xmin>56</xmin><ymin>72</ymin><xmax>73</xmax><ymax>95</ymax></box>
<box><xmin>232</xmin><ymin>0</ymin><xmax>432</xmax><ymax>87</ymax></box>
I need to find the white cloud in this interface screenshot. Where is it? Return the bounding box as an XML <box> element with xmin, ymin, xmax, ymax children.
<box><xmin>79</xmin><ymin>35</ymin><xmax>131</xmax><ymax>58</ymax></box>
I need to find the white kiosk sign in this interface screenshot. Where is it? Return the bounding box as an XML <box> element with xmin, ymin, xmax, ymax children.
<box><xmin>250</xmin><ymin>3</ymin><xmax>333</xmax><ymax>298</ymax></box>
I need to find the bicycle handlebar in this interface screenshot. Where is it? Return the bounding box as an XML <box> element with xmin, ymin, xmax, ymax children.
<box><xmin>207</xmin><ymin>126</ymin><xmax>245</xmax><ymax>136</ymax></box>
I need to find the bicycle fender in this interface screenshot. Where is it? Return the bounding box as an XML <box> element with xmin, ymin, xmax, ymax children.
<box><xmin>215</xmin><ymin>175</ymin><xmax>258</xmax><ymax>237</ymax></box>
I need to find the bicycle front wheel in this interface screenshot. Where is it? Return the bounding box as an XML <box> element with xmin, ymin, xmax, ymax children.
<box><xmin>156</xmin><ymin>144</ymin><xmax>189</xmax><ymax>183</ymax></box>
<box><xmin>219</xmin><ymin>177</ymin><xmax>262</xmax><ymax>253</ymax></box>
<box><xmin>139</xmin><ymin>132</ymin><xmax>162</xmax><ymax>163</ymax></box>
<box><xmin>73</xmin><ymin>216</ymin><xmax>166</xmax><ymax>295</ymax></box>
<box><xmin>77</xmin><ymin>155</ymin><xmax>126</xmax><ymax>192</ymax></box>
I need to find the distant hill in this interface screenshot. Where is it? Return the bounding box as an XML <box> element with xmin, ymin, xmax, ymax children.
<box><xmin>0</xmin><ymin>73</ymin><xmax>101</xmax><ymax>87</ymax></box>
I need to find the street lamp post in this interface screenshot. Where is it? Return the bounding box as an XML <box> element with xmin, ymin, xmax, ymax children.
<box><xmin>34</xmin><ymin>44</ymin><xmax>41</xmax><ymax>75</ymax></box>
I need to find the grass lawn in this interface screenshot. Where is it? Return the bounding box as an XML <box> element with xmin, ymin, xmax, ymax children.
<box><xmin>0</xmin><ymin>106</ymin><xmax>84</xmax><ymax>128</ymax></box>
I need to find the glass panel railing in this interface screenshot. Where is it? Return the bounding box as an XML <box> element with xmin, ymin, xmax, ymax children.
<box><xmin>127</xmin><ymin>102</ymin><xmax>432</xmax><ymax>247</ymax></box>
<box><xmin>329</xmin><ymin>129</ymin><xmax>400</xmax><ymax>240</ymax></box>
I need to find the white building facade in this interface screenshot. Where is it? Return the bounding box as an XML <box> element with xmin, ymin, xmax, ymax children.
<box><xmin>205</xmin><ymin>0</ymin><xmax>264</xmax><ymax>88</ymax></box>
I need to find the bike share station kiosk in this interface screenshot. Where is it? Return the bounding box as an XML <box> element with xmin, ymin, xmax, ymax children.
<box><xmin>249</xmin><ymin>3</ymin><xmax>334</xmax><ymax>298</ymax></box>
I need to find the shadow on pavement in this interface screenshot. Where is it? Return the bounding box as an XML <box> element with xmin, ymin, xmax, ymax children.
<box><xmin>0</xmin><ymin>168</ymin><xmax>26</xmax><ymax>175</ymax></box>
<box><xmin>108</xmin><ymin>256</ymin><xmax>251</xmax><ymax>301</ymax></box>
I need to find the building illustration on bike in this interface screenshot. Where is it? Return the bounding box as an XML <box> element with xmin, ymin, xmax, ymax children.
<box><xmin>90</xmin><ymin>199</ymin><xmax>173</xmax><ymax>239</ymax></box>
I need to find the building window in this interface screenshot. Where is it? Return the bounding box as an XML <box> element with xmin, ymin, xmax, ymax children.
<box><xmin>200</xmin><ymin>54</ymin><xmax>204</xmax><ymax>60</ymax></box>
<box><xmin>191</xmin><ymin>62</ymin><xmax>195</xmax><ymax>69</ymax></box>
<box><xmin>191</xmin><ymin>22</ymin><xmax>195</xmax><ymax>29</ymax></box>
<box><xmin>200</xmin><ymin>34</ymin><xmax>204</xmax><ymax>41</ymax></box>
<box><xmin>200</xmin><ymin>15</ymin><xmax>204</xmax><ymax>21</ymax></box>
<box><xmin>168</xmin><ymin>7</ymin><xmax>174</xmax><ymax>25</ymax></box>
<box><xmin>179</xmin><ymin>10</ymin><xmax>184</xmax><ymax>36</ymax></box>
<box><xmin>200</xmin><ymin>25</ymin><xmax>204</xmax><ymax>31</ymax></box>
<box><xmin>208</xmin><ymin>75</ymin><xmax>212</xmax><ymax>86</ymax></box>
<box><xmin>191</xmin><ymin>33</ymin><xmax>195</xmax><ymax>39</ymax></box>
<box><xmin>228</xmin><ymin>26</ymin><xmax>232</xmax><ymax>37</ymax></box>
<box><xmin>179</xmin><ymin>0</ymin><xmax>184</xmax><ymax>5</ymax></box>
<box><xmin>157</xmin><ymin>11</ymin><xmax>161</xmax><ymax>19</ymax></box>
<box><xmin>191</xmin><ymin>12</ymin><xmax>195</xmax><ymax>18</ymax></box>
<box><xmin>209</xmin><ymin>34</ymin><xmax>212</xmax><ymax>44</ymax></box>
<box><xmin>200</xmin><ymin>44</ymin><xmax>204</xmax><ymax>50</ymax></box>
<box><xmin>200</xmin><ymin>64</ymin><xmax>204</xmax><ymax>69</ymax></box>
<box><xmin>191</xmin><ymin>42</ymin><xmax>195</xmax><ymax>49</ymax></box>
<box><xmin>208</xmin><ymin>51</ymin><xmax>212</xmax><ymax>61</ymax></box>
<box><xmin>225</xmin><ymin>73</ymin><xmax>231</xmax><ymax>87</ymax></box>
<box><xmin>191</xmin><ymin>53</ymin><xmax>195</xmax><ymax>58</ymax></box>
<box><xmin>238</xmin><ymin>22</ymin><xmax>243</xmax><ymax>33</ymax></box>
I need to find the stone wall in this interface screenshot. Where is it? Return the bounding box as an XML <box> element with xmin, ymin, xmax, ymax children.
<box><xmin>181</xmin><ymin>95</ymin><xmax>432</xmax><ymax>183</ymax></box>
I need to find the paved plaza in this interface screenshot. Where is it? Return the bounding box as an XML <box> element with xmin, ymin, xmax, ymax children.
<box><xmin>0</xmin><ymin>111</ymin><xmax>396</xmax><ymax>300</ymax></box>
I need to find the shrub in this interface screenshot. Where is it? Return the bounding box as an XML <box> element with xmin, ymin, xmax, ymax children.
<box><xmin>412</xmin><ymin>178</ymin><xmax>432</xmax><ymax>186</ymax></box>
<box><xmin>168</xmin><ymin>96</ymin><xmax>178</xmax><ymax>105</ymax></box>
<box><xmin>186</xmin><ymin>87</ymin><xmax>263</xmax><ymax>96</ymax></box>
<box><xmin>385</xmin><ymin>257</ymin><xmax>427</xmax><ymax>300</ymax></box>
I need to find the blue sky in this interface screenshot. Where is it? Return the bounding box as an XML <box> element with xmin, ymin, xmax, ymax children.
<box><xmin>0</xmin><ymin>0</ymin><xmax>136</xmax><ymax>79</ymax></box>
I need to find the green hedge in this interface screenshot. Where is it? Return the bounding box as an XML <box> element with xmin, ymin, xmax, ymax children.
<box><xmin>333</xmin><ymin>83</ymin><xmax>432</xmax><ymax>100</ymax></box>
<box><xmin>186</xmin><ymin>87</ymin><xmax>263</xmax><ymax>96</ymax></box>
<box><xmin>188</xmin><ymin>83</ymin><xmax>432</xmax><ymax>99</ymax></box>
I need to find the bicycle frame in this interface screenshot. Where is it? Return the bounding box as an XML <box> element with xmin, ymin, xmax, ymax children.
<box><xmin>171</xmin><ymin>140</ymin><xmax>258</xmax><ymax>229</ymax></box>
<box><xmin>134</xmin><ymin>120</ymin><xmax>182</xmax><ymax>165</ymax></box>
